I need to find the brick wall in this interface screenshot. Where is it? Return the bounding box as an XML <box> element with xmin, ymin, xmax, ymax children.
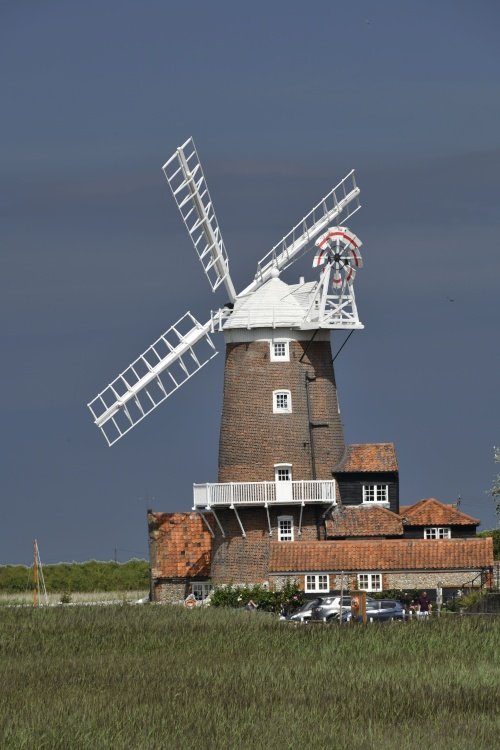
<box><xmin>269</xmin><ymin>570</ymin><xmax>486</xmax><ymax>593</ymax></box>
<box><xmin>386</xmin><ymin>571</ymin><xmax>484</xmax><ymax>589</ymax></box>
<box><xmin>210</xmin><ymin>505</ymin><xmax>327</xmax><ymax>584</ymax></box>
<box><xmin>148</xmin><ymin>511</ymin><xmax>212</xmax><ymax>580</ymax></box>
<box><xmin>153</xmin><ymin>580</ymin><xmax>189</xmax><ymax>604</ymax></box>
<box><xmin>218</xmin><ymin>338</ymin><xmax>344</xmax><ymax>483</ymax></box>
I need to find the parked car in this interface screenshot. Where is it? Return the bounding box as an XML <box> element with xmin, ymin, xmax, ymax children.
<box><xmin>288</xmin><ymin>598</ymin><xmax>321</xmax><ymax>622</ymax></box>
<box><xmin>311</xmin><ymin>595</ymin><xmax>375</xmax><ymax>621</ymax></box>
<box><xmin>363</xmin><ymin>599</ymin><xmax>405</xmax><ymax>622</ymax></box>
<box><xmin>328</xmin><ymin>599</ymin><xmax>405</xmax><ymax>623</ymax></box>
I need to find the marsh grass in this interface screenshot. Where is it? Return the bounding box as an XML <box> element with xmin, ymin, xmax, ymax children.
<box><xmin>0</xmin><ymin>607</ymin><xmax>498</xmax><ymax>749</ymax></box>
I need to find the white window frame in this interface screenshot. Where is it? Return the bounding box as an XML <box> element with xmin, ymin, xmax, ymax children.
<box><xmin>305</xmin><ymin>574</ymin><xmax>329</xmax><ymax>593</ymax></box>
<box><xmin>270</xmin><ymin>340</ymin><xmax>290</xmax><ymax>362</ymax></box>
<box><xmin>362</xmin><ymin>483</ymin><xmax>389</xmax><ymax>505</ymax></box>
<box><xmin>192</xmin><ymin>582</ymin><xmax>212</xmax><ymax>601</ymax></box>
<box><xmin>277</xmin><ymin>515</ymin><xmax>294</xmax><ymax>542</ymax></box>
<box><xmin>357</xmin><ymin>573</ymin><xmax>382</xmax><ymax>592</ymax></box>
<box><xmin>424</xmin><ymin>527</ymin><xmax>451</xmax><ymax>540</ymax></box>
<box><xmin>273</xmin><ymin>389</ymin><xmax>292</xmax><ymax>414</ymax></box>
<box><xmin>275</xmin><ymin>463</ymin><xmax>292</xmax><ymax>482</ymax></box>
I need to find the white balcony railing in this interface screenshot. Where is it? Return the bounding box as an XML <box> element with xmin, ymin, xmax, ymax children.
<box><xmin>193</xmin><ymin>480</ymin><xmax>336</xmax><ymax>508</ymax></box>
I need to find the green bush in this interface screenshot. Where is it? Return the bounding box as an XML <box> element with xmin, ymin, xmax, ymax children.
<box><xmin>458</xmin><ymin>590</ymin><xmax>487</xmax><ymax>610</ymax></box>
<box><xmin>211</xmin><ymin>581</ymin><xmax>303</xmax><ymax>613</ymax></box>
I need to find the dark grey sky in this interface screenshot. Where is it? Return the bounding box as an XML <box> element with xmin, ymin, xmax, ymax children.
<box><xmin>1</xmin><ymin>1</ymin><xmax>499</xmax><ymax>564</ymax></box>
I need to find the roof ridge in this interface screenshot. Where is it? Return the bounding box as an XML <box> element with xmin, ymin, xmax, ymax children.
<box><xmin>348</xmin><ymin>442</ymin><xmax>395</xmax><ymax>447</ymax></box>
<box><xmin>402</xmin><ymin>497</ymin><xmax>480</xmax><ymax>524</ymax></box>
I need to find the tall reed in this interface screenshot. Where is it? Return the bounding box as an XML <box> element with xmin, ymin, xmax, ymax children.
<box><xmin>0</xmin><ymin>606</ymin><xmax>498</xmax><ymax>749</ymax></box>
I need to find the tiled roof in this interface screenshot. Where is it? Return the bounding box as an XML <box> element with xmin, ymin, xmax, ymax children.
<box><xmin>269</xmin><ymin>538</ymin><xmax>493</xmax><ymax>573</ymax></box>
<box><xmin>335</xmin><ymin>443</ymin><xmax>398</xmax><ymax>473</ymax></box>
<box><xmin>148</xmin><ymin>512</ymin><xmax>212</xmax><ymax>579</ymax></box>
<box><xmin>401</xmin><ymin>498</ymin><xmax>480</xmax><ymax>526</ymax></box>
<box><xmin>325</xmin><ymin>505</ymin><xmax>403</xmax><ymax>538</ymax></box>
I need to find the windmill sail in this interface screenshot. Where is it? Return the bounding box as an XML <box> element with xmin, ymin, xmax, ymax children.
<box><xmin>88</xmin><ymin>139</ymin><xmax>364</xmax><ymax>446</ymax></box>
<box><xmin>243</xmin><ymin>170</ymin><xmax>360</xmax><ymax>295</ymax></box>
<box><xmin>163</xmin><ymin>138</ymin><xmax>237</xmax><ymax>302</ymax></box>
<box><xmin>88</xmin><ymin>312</ymin><xmax>219</xmax><ymax>446</ymax></box>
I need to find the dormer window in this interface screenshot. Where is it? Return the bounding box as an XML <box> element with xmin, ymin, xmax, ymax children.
<box><xmin>362</xmin><ymin>484</ymin><xmax>389</xmax><ymax>504</ymax></box>
<box><xmin>424</xmin><ymin>527</ymin><xmax>451</xmax><ymax>539</ymax></box>
<box><xmin>273</xmin><ymin>390</ymin><xmax>292</xmax><ymax>413</ymax></box>
<box><xmin>270</xmin><ymin>340</ymin><xmax>289</xmax><ymax>362</ymax></box>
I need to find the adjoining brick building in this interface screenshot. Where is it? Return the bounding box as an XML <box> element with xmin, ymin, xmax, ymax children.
<box><xmin>149</xmin><ymin>492</ymin><xmax>493</xmax><ymax>602</ymax></box>
<box><xmin>149</xmin><ymin>512</ymin><xmax>212</xmax><ymax>603</ymax></box>
<box><xmin>148</xmin><ymin>277</ymin><xmax>493</xmax><ymax>601</ymax></box>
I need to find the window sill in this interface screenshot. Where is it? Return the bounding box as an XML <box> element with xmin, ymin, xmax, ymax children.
<box><xmin>362</xmin><ymin>501</ymin><xmax>390</xmax><ymax>508</ymax></box>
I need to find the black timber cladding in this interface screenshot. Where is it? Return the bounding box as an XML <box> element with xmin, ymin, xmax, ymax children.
<box><xmin>402</xmin><ymin>525</ymin><xmax>478</xmax><ymax>540</ymax></box>
<box><xmin>334</xmin><ymin>471</ymin><xmax>399</xmax><ymax>514</ymax></box>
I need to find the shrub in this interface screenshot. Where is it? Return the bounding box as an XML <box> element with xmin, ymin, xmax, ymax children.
<box><xmin>211</xmin><ymin>581</ymin><xmax>303</xmax><ymax>613</ymax></box>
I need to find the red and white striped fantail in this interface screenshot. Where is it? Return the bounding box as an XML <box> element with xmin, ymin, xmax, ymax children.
<box><xmin>313</xmin><ymin>226</ymin><xmax>363</xmax><ymax>289</ymax></box>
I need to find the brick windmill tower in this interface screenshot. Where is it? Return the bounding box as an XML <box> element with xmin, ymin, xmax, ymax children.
<box><xmin>88</xmin><ymin>138</ymin><xmax>364</xmax><ymax>587</ymax></box>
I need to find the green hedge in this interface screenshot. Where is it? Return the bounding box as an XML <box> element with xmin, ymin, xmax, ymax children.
<box><xmin>0</xmin><ymin>559</ymin><xmax>149</xmax><ymax>593</ymax></box>
<box><xmin>210</xmin><ymin>581</ymin><xmax>303</xmax><ymax>613</ymax></box>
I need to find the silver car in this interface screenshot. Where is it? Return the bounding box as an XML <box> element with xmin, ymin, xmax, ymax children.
<box><xmin>312</xmin><ymin>595</ymin><xmax>375</xmax><ymax>621</ymax></box>
<box><xmin>288</xmin><ymin>598</ymin><xmax>321</xmax><ymax>622</ymax></box>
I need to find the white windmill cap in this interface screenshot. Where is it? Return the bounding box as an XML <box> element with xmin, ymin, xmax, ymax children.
<box><xmin>223</xmin><ymin>277</ymin><xmax>317</xmax><ymax>331</ymax></box>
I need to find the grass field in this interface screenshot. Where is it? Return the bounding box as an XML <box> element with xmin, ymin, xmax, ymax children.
<box><xmin>0</xmin><ymin>590</ymin><xmax>149</xmax><ymax>607</ymax></box>
<box><xmin>1</xmin><ymin>606</ymin><xmax>499</xmax><ymax>749</ymax></box>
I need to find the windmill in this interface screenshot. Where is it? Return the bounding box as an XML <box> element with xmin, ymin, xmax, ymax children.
<box><xmin>89</xmin><ymin>137</ymin><xmax>367</xmax><ymax>585</ymax></box>
<box><xmin>88</xmin><ymin>137</ymin><xmax>363</xmax><ymax>449</ymax></box>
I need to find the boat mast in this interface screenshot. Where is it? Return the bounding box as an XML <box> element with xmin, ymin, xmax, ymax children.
<box><xmin>32</xmin><ymin>540</ymin><xmax>49</xmax><ymax>607</ymax></box>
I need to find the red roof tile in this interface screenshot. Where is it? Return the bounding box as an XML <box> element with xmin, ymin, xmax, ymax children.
<box><xmin>325</xmin><ymin>505</ymin><xmax>403</xmax><ymax>538</ymax></box>
<box><xmin>148</xmin><ymin>512</ymin><xmax>212</xmax><ymax>578</ymax></box>
<box><xmin>401</xmin><ymin>498</ymin><xmax>480</xmax><ymax>526</ymax></box>
<box><xmin>269</xmin><ymin>538</ymin><xmax>493</xmax><ymax>572</ymax></box>
<box><xmin>336</xmin><ymin>443</ymin><xmax>398</xmax><ymax>473</ymax></box>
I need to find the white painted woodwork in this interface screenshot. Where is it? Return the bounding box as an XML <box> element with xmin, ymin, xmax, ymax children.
<box><xmin>223</xmin><ymin>277</ymin><xmax>363</xmax><ymax>332</ymax></box>
<box><xmin>88</xmin><ymin>311</ymin><xmax>219</xmax><ymax>446</ymax></box>
<box><xmin>241</xmin><ymin>170</ymin><xmax>360</xmax><ymax>295</ymax></box>
<box><xmin>163</xmin><ymin>137</ymin><xmax>236</xmax><ymax>302</ymax></box>
<box><xmin>192</xmin><ymin>479</ymin><xmax>337</xmax><ymax>508</ymax></box>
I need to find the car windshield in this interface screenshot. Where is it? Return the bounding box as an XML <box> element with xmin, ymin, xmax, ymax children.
<box><xmin>298</xmin><ymin>598</ymin><xmax>322</xmax><ymax>612</ymax></box>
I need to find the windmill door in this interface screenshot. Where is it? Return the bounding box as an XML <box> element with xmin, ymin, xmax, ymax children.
<box><xmin>275</xmin><ymin>465</ymin><xmax>292</xmax><ymax>503</ymax></box>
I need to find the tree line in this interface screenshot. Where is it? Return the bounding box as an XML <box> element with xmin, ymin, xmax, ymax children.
<box><xmin>0</xmin><ymin>559</ymin><xmax>149</xmax><ymax>593</ymax></box>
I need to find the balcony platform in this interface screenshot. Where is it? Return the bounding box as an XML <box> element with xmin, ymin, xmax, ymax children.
<box><xmin>193</xmin><ymin>480</ymin><xmax>336</xmax><ymax>509</ymax></box>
